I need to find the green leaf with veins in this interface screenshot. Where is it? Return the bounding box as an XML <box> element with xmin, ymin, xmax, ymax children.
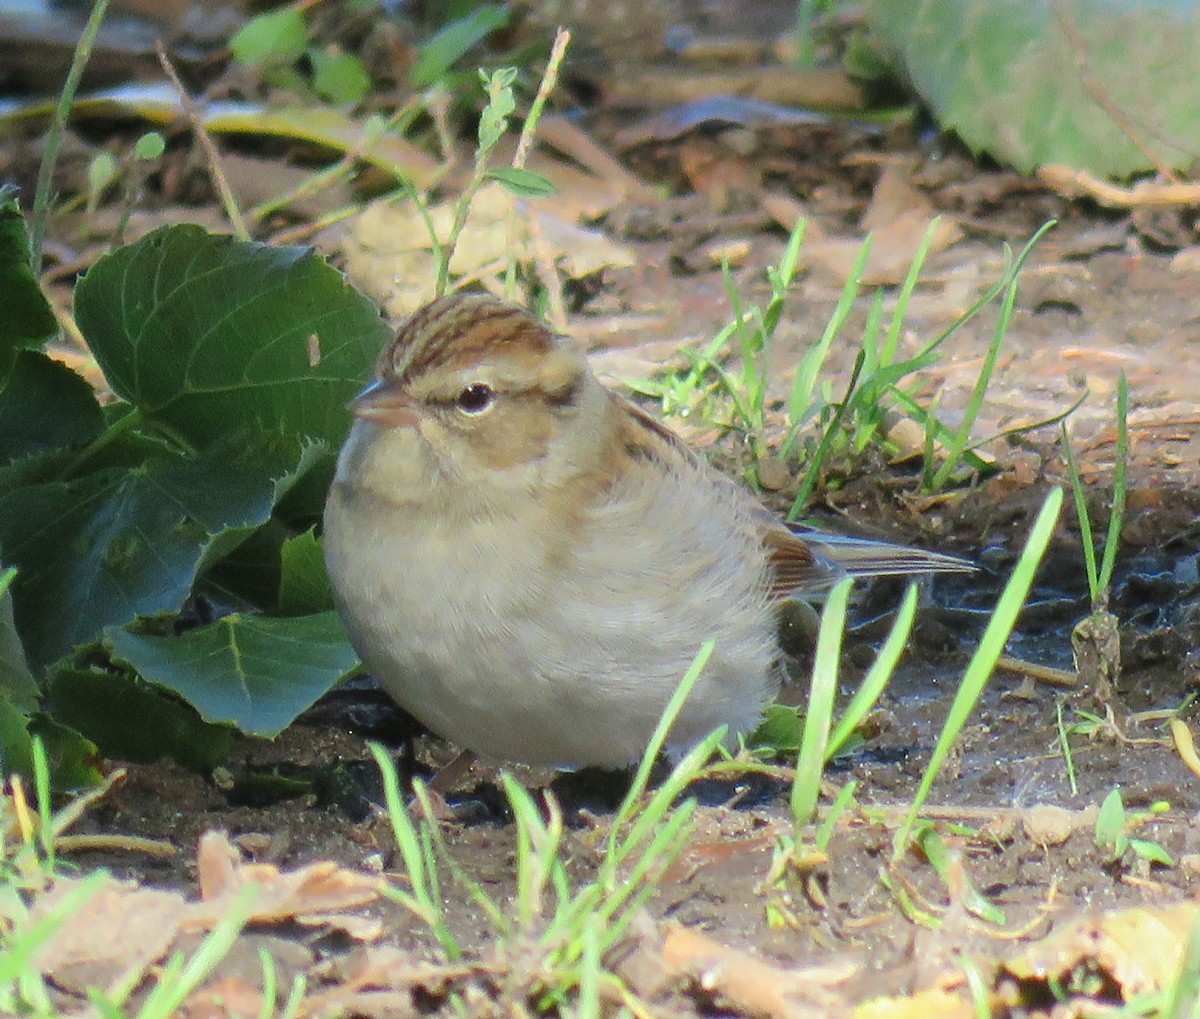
<box><xmin>106</xmin><ymin>611</ymin><xmax>360</xmax><ymax>737</ymax></box>
<box><xmin>0</xmin><ymin>351</ymin><xmax>104</xmax><ymax>465</ymax></box>
<box><xmin>866</xmin><ymin>0</ymin><xmax>1200</xmax><ymax>177</ymax></box>
<box><xmin>278</xmin><ymin>527</ymin><xmax>335</xmax><ymax>614</ymax></box>
<box><xmin>0</xmin><ymin>433</ymin><xmax>324</xmax><ymax>669</ymax></box>
<box><xmin>47</xmin><ymin>666</ymin><xmax>234</xmax><ymax>771</ymax></box>
<box><xmin>0</xmin><ymin>185</ymin><xmax>57</xmax><ymax>370</ymax></box>
<box><xmin>73</xmin><ymin>224</ymin><xmax>387</xmax><ymax>450</ymax></box>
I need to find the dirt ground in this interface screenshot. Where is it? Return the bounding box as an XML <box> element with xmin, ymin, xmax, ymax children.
<box><xmin>9</xmin><ymin>0</ymin><xmax>1200</xmax><ymax>1015</ymax></box>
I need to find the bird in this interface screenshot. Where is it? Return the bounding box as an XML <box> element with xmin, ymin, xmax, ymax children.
<box><xmin>323</xmin><ymin>293</ymin><xmax>972</xmax><ymax>769</ymax></box>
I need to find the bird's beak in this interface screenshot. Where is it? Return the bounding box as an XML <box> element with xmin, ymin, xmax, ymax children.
<box><xmin>349</xmin><ymin>378</ymin><xmax>420</xmax><ymax>429</ymax></box>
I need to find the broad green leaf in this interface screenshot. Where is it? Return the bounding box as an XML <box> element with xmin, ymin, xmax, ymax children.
<box><xmin>412</xmin><ymin>4</ymin><xmax>510</xmax><ymax>88</ymax></box>
<box><xmin>0</xmin><ymin>434</ymin><xmax>323</xmax><ymax>669</ymax></box>
<box><xmin>0</xmin><ymin>351</ymin><xmax>103</xmax><ymax>465</ymax></box>
<box><xmin>47</xmin><ymin>666</ymin><xmax>234</xmax><ymax>771</ymax></box>
<box><xmin>200</xmin><ymin>518</ymin><xmax>292</xmax><ymax>612</ymax></box>
<box><xmin>27</xmin><ymin>716</ymin><xmax>103</xmax><ymax>789</ymax></box>
<box><xmin>0</xmin><ymin>185</ymin><xmax>57</xmax><ymax>368</ymax></box>
<box><xmin>74</xmin><ymin>225</ymin><xmax>387</xmax><ymax>449</ymax></box>
<box><xmin>310</xmin><ymin>48</ymin><xmax>371</xmax><ymax>105</ymax></box>
<box><xmin>278</xmin><ymin>528</ymin><xmax>334</xmax><ymax>614</ymax></box>
<box><xmin>106</xmin><ymin>611</ymin><xmax>359</xmax><ymax>737</ymax></box>
<box><xmin>866</xmin><ymin>0</ymin><xmax>1200</xmax><ymax>177</ymax></box>
<box><xmin>749</xmin><ymin>704</ymin><xmax>804</xmax><ymax>753</ymax></box>
<box><xmin>230</xmin><ymin>9</ymin><xmax>308</xmax><ymax>68</ymax></box>
<box><xmin>0</xmin><ymin>689</ymin><xmax>34</xmax><ymax>779</ymax></box>
<box><xmin>0</xmin><ymin>578</ymin><xmax>37</xmax><ymax>708</ymax></box>
<box><xmin>485</xmin><ymin>167</ymin><xmax>557</xmax><ymax>198</ymax></box>
<box><xmin>0</xmin><ymin>571</ymin><xmax>38</xmax><ymax>780</ymax></box>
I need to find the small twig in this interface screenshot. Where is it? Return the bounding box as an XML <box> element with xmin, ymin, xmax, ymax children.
<box><xmin>156</xmin><ymin>41</ymin><xmax>250</xmax><ymax>240</ymax></box>
<box><xmin>251</xmin><ymin>98</ymin><xmax>424</xmax><ymax>223</ymax></box>
<box><xmin>56</xmin><ymin>833</ymin><xmax>178</xmax><ymax>857</ymax></box>
<box><xmin>1039</xmin><ymin>165</ymin><xmax>1200</xmax><ymax>209</ymax></box>
<box><xmin>268</xmin><ymin>202</ymin><xmax>363</xmax><ymax>245</ymax></box>
<box><xmin>995</xmin><ymin>654</ymin><xmax>1078</xmax><ymax>689</ymax></box>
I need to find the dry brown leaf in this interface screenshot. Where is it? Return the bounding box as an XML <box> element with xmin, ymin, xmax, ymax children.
<box><xmin>1002</xmin><ymin>900</ymin><xmax>1199</xmax><ymax>1000</ymax></box>
<box><xmin>188</xmin><ymin>830</ymin><xmax>381</xmax><ymax>933</ymax></box>
<box><xmin>804</xmin><ymin>167</ymin><xmax>963</xmax><ymax>286</ymax></box>
<box><xmin>30</xmin><ymin>875</ymin><xmax>187</xmax><ymax>996</ymax></box>
<box><xmin>661</xmin><ymin>924</ymin><xmax>856</xmax><ymax>1019</ymax></box>
<box><xmin>335</xmin><ymin>184</ymin><xmax>636</xmax><ymax>320</ymax></box>
<box><xmin>179</xmin><ymin>975</ymin><xmax>264</xmax><ymax>1019</ymax></box>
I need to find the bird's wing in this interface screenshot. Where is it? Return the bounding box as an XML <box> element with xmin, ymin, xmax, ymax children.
<box><xmin>758</xmin><ymin>510</ymin><xmax>974</xmax><ymax>599</ymax></box>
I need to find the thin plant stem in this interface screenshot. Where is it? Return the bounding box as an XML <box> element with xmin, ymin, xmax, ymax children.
<box><xmin>505</xmin><ymin>28</ymin><xmax>571</xmax><ymax>303</ymax></box>
<box><xmin>513</xmin><ymin>28</ymin><xmax>571</xmax><ymax>171</ymax></box>
<box><xmin>156</xmin><ymin>43</ymin><xmax>249</xmax><ymax>241</ymax></box>
<box><xmin>31</xmin><ymin>0</ymin><xmax>111</xmax><ymax>269</ymax></box>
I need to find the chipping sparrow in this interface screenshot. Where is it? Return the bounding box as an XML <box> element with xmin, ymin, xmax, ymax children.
<box><xmin>324</xmin><ymin>295</ymin><xmax>971</xmax><ymax>768</ymax></box>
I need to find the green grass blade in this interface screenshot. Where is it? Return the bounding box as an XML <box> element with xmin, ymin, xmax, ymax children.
<box><xmin>1164</xmin><ymin>904</ymin><xmax>1200</xmax><ymax>1019</ymax></box>
<box><xmin>894</xmin><ymin>487</ymin><xmax>1064</xmax><ymax>859</ymax></box>
<box><xmin>608</xmin><ymin>639</ymin><xmax>714</xmax><ymax>852</ymax></box>
<box><xmin>1097</xmin><ymin>372</ymin><xmax>1128</xmax><ymax>596</ymax></box>
<box><xmin>786</xmin><ymin>236</ymin><xmax>871</xmax><ymax>429</ymax></box>
<box><xmin>1061</xmin><ymin>421</ymin><xmax>1100</xmax><ymax>603</ymax></box>
<box><xmin>826</xmin><ymin>583</ymin><xmax>918</xmax><ymax>760</ymax></box>
<box><xmin>882</xmin><ymin>218</ymin><xmax>940</xmax><ymax>365</ymax></box>
<box><xmin>815</xmin><ymin>779</ymin><xmax>857</xmax><ymax>851</ymax></box>
<box><xmin>929</xmin><ymin>221</ymin><xmax>1055</xmax><ymax>490</ymax></box>
<box><xmin>792</xmin><ymin>577</ymin><xmax>853</xmax><ymax>826</ymax></box>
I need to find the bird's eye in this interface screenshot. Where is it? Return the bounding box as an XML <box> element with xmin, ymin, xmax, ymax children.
<box><xmin>455</xmin><ymin>382</ymin><xmax>494</xmax><ymax>414</ymax></box>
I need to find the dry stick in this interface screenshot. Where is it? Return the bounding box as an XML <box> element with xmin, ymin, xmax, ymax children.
<box><xmin>260</xmin><ymin>97</ymin><xmax>428</xmax><ymax>232</ymax></box>
<box><xmin>1037</xmin><ymin>166</ymin><xmax>1200</xmax><ymax>208</ymax></box>
<box><xmin>56</xmin><ymin>833</ymin><xmax>178</xmax><ymax>857</ymax></box>
<box><xmin>268</xmin><ymin>203</ymin><xmax>363</xmax><ymax>246</ymax></box>
<box><xmin>994</xmin><ymin>654</ymin><xmax>1077</xmax><ymax>689</ymax></box>
<box><xmin>1050</xmin><ymin>0</ymin><xmax>1180</xmax><ymax>181</ymax></box>
<box><xmin>156</xmin><ymin>42</ymin><xmax>250</xmax><ymax>241</ymax></box>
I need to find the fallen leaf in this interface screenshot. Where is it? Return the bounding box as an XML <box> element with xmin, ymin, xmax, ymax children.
<box><xmin>189</xmin><ymin>830</ymin><xmax>381</xmax><ymax>935</ymax></box>
<box><xmin>31</xmin><ymin>875</ymin><xmax>187</xmax><ymax>996</ymax></box>
<box><xmin>1002</xmin><ymin>900</ymin><xmax>1199</xmax><ymax>1000</ymax></box>
<box><xmin>662</xmin><ymin>924</ymin><xmax>856</xmax><ymax>1019</ymax></box>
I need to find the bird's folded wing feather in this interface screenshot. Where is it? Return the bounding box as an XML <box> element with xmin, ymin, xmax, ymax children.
<box><xmin>758</xmin><ymin>510</ymin><xmax>974</xmax><ymax>599</ymax></box>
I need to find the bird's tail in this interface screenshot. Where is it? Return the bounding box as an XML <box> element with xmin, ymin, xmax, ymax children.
<box><xmin>797</xmin><ymin>529</ymin><xmax>976</xmax><ymax>580</ymax></box>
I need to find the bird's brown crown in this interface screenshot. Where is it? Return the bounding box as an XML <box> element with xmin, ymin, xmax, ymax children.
<box><xmin>381</xmin><ymin>294</ymin><xmax>556</xmax><ymax>386</ymax></box>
